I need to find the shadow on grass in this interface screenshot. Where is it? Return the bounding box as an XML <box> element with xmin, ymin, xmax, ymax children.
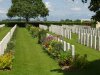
<box><xmin>50</xmin><ymin>59</ymin><xmax>100</xmax><ymax>75</ymax></box>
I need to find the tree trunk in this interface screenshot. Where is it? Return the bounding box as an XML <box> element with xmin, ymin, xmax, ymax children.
<box><xmin>20</xmin><ymin>17</ymin><xmax>21</xmax><ymax>21</ymax></box>
<box><xmin>26</xmin><ymin>17</ymin><xmax>29</xmax><ymax>22</ymax></box>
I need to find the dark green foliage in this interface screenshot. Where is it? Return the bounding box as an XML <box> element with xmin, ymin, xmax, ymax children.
<box><xmin>50</xmin><ymin>40</ymin><xmax>63</xmax><ymax>58</ymax></box>
<box><xmin>58</xmin><ymin>52</ymin><xmax>88</xmax><ymax>70</ymax></box>
<box><xmin>7</xmin><ymin>41</ymin><xmax>15</xmax><ymax>52</ymax></box>
<box><xmin>30</xmin><ymin>26</ymin><xmax>39</xmax><ymax>38</ymax></box>
<box><xmin>73</xmin><ymin>54</ymin><xmax>88</xmax><ymax>69</ymax></box>
<box><xmin>91</xmin><ymin>21</ymin><xmax>96</xmax><ymax>28</ymax></box>
<box><xmin>88</xmin><ymin>0</ymin><xmax>100</xmax><ymax>21</ymax></box>
<box><xmin>38</xmin><ymin>29</ymin><xmax>47</xmax><ymax>44</ymax></box>
<box><xmin>58</xmin><ymin>51</ymin><xmax>72</xmax><ymax>67</ymax></box>
<box><xmin>50</xmin><ymin>40</ymin><xmax>63</xmax><ymax>52</ymax></box>
<box><xmin>40</xmin><ymin>21</ymin><xmax>91</xmax><ymax>26</ymax></box>
<box><xmin>26</xmin><ymin>24</ymin><xmax>32</xmax><ymax>31</ymax></box>
<box><xmin>26</xmin><ymin>24</ymin><xmax>39</xmax><ymax>38</ymax></box>
<box><xmin>7</xmin><ymin>0</ymin><xmax>49</xmax><ymax>22</ymax></box>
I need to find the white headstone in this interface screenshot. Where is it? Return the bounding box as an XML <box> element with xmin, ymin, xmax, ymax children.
<box><xmin>98</xmin><ymin>36</ymin><xmax>100</xmax><ymax>51</ymax></box>
<box><xmin>86</xmin><ymin>34</ymin><xmax>90</xmax><ymax>47</ymax></box>
<box><xmin>90</xmin><ymin>35</ymin><xmax>93</xmax><ymax>48</ymax></box>
<box><xmin>71</xmin><ymin>45</ymin><xmax>75</xmax><ymax>58</ymax></box>
<box><xmin>94</xmin><ymin>36</ymin><xmax>97</xmax><ymax>49</ymax></box>
<box><xmin>67</xmin><ymin>43</ymin><xmax>70</xmax><ymax>51</ymax></box>
<box><xmin>83</xmin><ymin>33</ymin><xmax>86</xmax><ymax>45</ymax></box>
<box><xmin>64</xmin><ymin>41</ymin><xmax>67</xmax><ymax>51</ymax></box>
<box><xmin>58</xmin><ymin>38</ymin><xmax>60</xmax><ymax>42</ymax></box>
<box><xmin>60</xmin><ymin>40</ymin><xmax>63</xmax><ymax>43</ymax></box>
<box><xmin>78</xmin><ymin>32</ymin><xmax>81</xmax><ymax>43</ymax></box>
<box><xmin>81</xmin><ymin>33</ymin><xmax>83</xmax><ymax>44</ymax></box>
<box><xmin>69</xmin><ymin>30</ymin><xmax>71</xmax><ymax>39</ymax></box>
<box><xmin>65</xmin><ymin>29</ymin><xmax>67</xmax><ymax>38</ymax></box>
<box><xmin>96</xmin><ymin>21</ymin><xmax>100</xmax><ymax>28</ymax></box>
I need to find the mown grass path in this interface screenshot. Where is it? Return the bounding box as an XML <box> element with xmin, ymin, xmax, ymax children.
<box><xmin>0</xmin><ymin>28</ymin><xmax>63</xmax><ymax>75</ymax></box>
<box><xmin>0</xmin><ymin>27</ymin><xmax>11</xmax><ymax>41</ymax></box>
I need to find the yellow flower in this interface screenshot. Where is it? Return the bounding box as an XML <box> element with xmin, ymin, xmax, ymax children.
<box><xmin>48</xmin><ymin>45</ymin><xmax>52</xmax><ymax>51</ymax></box>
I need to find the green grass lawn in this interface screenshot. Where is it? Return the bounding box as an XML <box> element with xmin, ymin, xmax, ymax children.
<box><xmin>0</xmin><ymin>27</ymin><xmax>100</xmax><ymax>75</ymax></box>
<box><xmin>0</xmin><ymin>28</ymin><xmax>63</xmax><ymax>75</ymax></box>
<box><xmin>0</xmin><ymin>27</ymin><xmax>11</xmax><ymax>41</ymax></box>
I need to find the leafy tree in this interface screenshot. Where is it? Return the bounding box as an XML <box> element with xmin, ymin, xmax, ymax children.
<box><xmin>7</xmin><ymin>8</ymin><xmax>14</xmax><ymax>20</ymax></box>
<box><xmin>65</xmin><ymin>19</ymin><xmax>73</xmax><ymax>22</ymax></box>
<box><xmin>7</xmin><ymin>0</ymin><xmax>49</xmax><ymax>22</ymax></box>
<box><xmin>74</xmin><ymin>19</ymin><xmax>81</xmax><ymax>22</ymax></box>
<box><xmin>88</xmin><ymin>0</ymin><xmax>100</xmax><ymax>21</ymax></box>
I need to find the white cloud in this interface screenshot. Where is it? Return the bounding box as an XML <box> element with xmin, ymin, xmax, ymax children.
<box><xmin>71</xmin><ymin>7</ymin><xmax>81</xmax><ymax>11</ymax></box>
<box><xmin>45</xmin><ymin>2</ymin><xmax>53</xmax><ymax>11</ymax></box>
<box><xmin>0</xmin><ymin>8</ymin><xmax>7</xmax><ymax>14</ymax></box>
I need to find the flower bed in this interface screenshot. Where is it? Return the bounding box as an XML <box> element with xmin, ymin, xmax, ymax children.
<box><xmin>26</xmin><ymin>24</ymin><xmax>89</xmax><ymax>71</ymax></box>
<box><xmin>38</xmin><ymin>32</ymin><xmax>88</xmax><ymax>70</ymax></box>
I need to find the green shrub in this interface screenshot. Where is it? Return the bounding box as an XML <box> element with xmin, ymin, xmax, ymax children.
<box><xmin>26</xmin><ymin>24</ymin><xmax>32</xmax><ymax>31</ymax></box>
<box><xmin>38</xmin><ymin>29</ymin><xmax>47</xmax><ymax>44</ymax></box>
<box><xmin>0</xmin><ymin>52</ymin><xmax>13</xmax><ymax>70</ymax></box>
<box><xmin>30</xmin><ymin>26</ymin><xmax>39</xmax><ymax>38</ymax></box>
<box><xmin>58</xmin><ymin>51</ymin><xmax>72</xmax><ymax>67</ymax></box>
<box><xmin>7</xmin><ymin>41</ymin><xmax>15</xmax><ymax>51</ymax></box>
<box><xmin>58</xmin><ymin>51</ymin><xmax>88</xmax><ymax>70</ymax></box>
<box><xmin>72</xmin><ymin>54</ymin><xmax>88</xmax><ymax>69</ymax></box>
<box><xmin>50</xmin><ymin>40</ymin><xmax>63</xmax><ymax>58</ymax></box>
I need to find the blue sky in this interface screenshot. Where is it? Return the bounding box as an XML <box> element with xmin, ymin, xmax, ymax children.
<box><xmin>0</xmin><ymin>0</ymin><xmax>95</xmax><ymax>21</ymax></box>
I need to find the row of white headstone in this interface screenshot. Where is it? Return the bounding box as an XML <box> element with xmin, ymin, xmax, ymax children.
<box><xmin>73</xmin><ymin>25</ymin><xmax>100</xmax><ymax>51</ymax></box>
<box><xmin>39</xmin><ymin>24</ymin><xmax>72</xmax><ymax>39</ymax></box>
<box><xmin>47</xmin><ymin>33</ymin><xmax>75</xmax><ymax>58</ymax></box>
<box><xmin>39</xmin><ymin>24</ymin><xmax>48</xmax><ymax>30</ymax></box>
<box><xmin>62</xmin><ymin>25</ymin><xmax>91</xmax><ymax>34</ymax></box>
<box><xmin>78</xmin><ymin>32</ymin><xmax>100</xmax><ymax>51</ymax></box>
<box><xmin>49</xmin><ymin>25</ymin><xmax>62</xmax><ymax>35</ymax></box>
<box><xmin>49</xmin><ymin>25</ymin><xmax>72</xmax><ymax>39</ymax></box>
<box><xmin>63</xmin><ymin>24</ymin><xmax>100</xmax><ymax>51</ymax></box>
<box><xmin>0</xmin><ymin>25</ymin><xmax>17</xmax><ymax>55</ymax></box>
<box><xmin>77</xmin><ymin>28</ymin><xmax>100</xmax><ymax>37</ymax></box>
<box><xmin>68</xmin><ymin>25</ymin><xmax>100</xmax><ymax>37</ymax></box>
<box><xmin>0</xmin><ymin>24</ymin><xmax>5</xmax><ymax>28</ymax></box>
